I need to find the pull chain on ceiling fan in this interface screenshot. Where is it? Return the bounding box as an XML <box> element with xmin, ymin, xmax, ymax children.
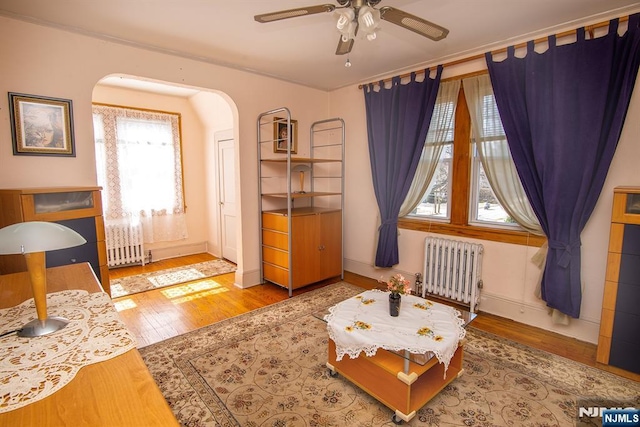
<box><xmin>254</xmin><ymin>0</ymin><xmax>449</xmax><ymax>56</ymax></box>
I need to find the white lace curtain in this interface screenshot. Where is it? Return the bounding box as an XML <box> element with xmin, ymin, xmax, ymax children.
<box><xmin>462</xmin><ymin>75</ymin><xmax>543</xmax><ymax>235</ymax></box>
<box><xmin>93</xmin><ymin>105</ymin><xmax>188</xmax><ymax>243</ymax></box>
<box><xmin>400</xmin><ymin>79</ymin><xmax>461</xmax><ymax>216</ymax></box>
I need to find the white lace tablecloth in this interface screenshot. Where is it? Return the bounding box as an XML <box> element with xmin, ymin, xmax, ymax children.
<box><xmin>0</xmin><ymin>290</ymin><xmax>137</xmax><ymax>413</ymax></box>
<box><xmin>325</xmin><ymin>289</ymin><xmax>466</xmax><ymax>373</ymax></box>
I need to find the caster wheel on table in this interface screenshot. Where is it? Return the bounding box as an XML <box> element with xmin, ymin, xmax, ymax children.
<box><xmin>328</xmin><ymin>369</ymin><xmax>338</xmax><ymax>377</ymax></box>
<box><xmin>392</xmin><ymin>414</ymin><xmax>404</xmax><ymax>425</ymax></box>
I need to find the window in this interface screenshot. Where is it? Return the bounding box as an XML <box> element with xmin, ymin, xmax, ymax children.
<box><xmin>401</xmin><ymin>79</ymin><xmax>459</xmax><ymax>220</ymax></box>
<box><xmin>469</xmin><ymin>91</ymin><xmax>513</xmax><ymax>227</ymax></box>
<box><xmin>407</xmin><ymin>101</ymin><xmax>454</xmax><ymax>220</ymax></box>
<box><xmin>471</xmin><ymin>151</ymin><xmax>511</xmax><ymax>225</ymax></box>
<box><xmin>399</xmin><ymin>74</ymin><xmax>545</xmax><ymax>247</ymax></box>
<box><xmin>93</xmin><ymin>104</ymin><xmax>187</xmax><ymax>243</ymax></box>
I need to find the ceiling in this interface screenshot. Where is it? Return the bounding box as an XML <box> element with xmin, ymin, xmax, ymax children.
<box><xmin>1</xmin><ymin>0</ymin><xmax>640</xmax><ymax>92</ymax></box>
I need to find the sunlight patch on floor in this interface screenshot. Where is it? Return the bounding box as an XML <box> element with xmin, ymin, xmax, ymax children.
<box><xmin>170</xmin><ymin>287</ymin><xmax>229</xmax><ymax>304</ymax></box>
<box><xmin>113</xmin><ymin>298</ymin><xmax>137</xmax><ymax>311</ymax></box>
<box><xmin>161</xmin><ymin>279</ymin><xmax>229</xmax><ymax>304</ymax></box>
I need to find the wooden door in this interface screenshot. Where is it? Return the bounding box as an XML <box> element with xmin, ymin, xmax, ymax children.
<box><xmin>291</xmin><ymin>213</ymin><xmax>320</xmax><ymax>287</ymax></box>
<box><xmin>319</xmin><ymin>211</ymin><xmax>342</xmax><ymax>279</ymax></box>
<box><xmin>217</xmin><ymin>136</ymin><xmax>237</xmax><ymax>263</ymax></box>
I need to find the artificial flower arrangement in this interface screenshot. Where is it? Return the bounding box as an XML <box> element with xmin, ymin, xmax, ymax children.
<box><xmin>380</xmin><ymin>273</ymin><xmax>411</xmax><ymax>295</ymax></box>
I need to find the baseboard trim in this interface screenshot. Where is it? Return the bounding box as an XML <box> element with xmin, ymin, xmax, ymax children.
<box><xmin>235</xmin><ymin>268</ymin><xmax>261</xmax><ymax>289</ymax></box>
<box><xmin>344</xmin><ymin>258</ymin><xmax>420</xmax><ymax>289</ymax></box>
<box><xmin>479</xmin><ymin>292</ymin><xmax>599</xmax><ymax>344</ymax></box>
<box><xmin>148</xmin><ymin>242</ymin><xmax>208</xmax><ymax>263</ymax></box>
<box><xmin>344</xmin><ymin>257</ymin><xmax>600</xmax><ymax>344</ymax></box>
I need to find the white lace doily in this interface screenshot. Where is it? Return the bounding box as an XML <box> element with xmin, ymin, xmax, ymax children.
<box><xmin>0</xmin><ymin>290</ymin><xmax>137</xmax><ymax>413</ymax></box>
<box><xmin>324</xmin><ymin>289</ymin><xmax>466</xmax><ymax>373</ymax></box>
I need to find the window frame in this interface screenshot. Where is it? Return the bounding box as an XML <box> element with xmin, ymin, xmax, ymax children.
<box><xmin>398</xmin><ymin>74</ymin><xmax>546</xmax><ymax>247</ymax></box>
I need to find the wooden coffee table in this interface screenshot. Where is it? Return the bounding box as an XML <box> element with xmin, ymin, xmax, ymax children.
<box><xmin>321</xmin><ymin>292</ymin><xmax>475</xmax><ymax>424</ymax></box>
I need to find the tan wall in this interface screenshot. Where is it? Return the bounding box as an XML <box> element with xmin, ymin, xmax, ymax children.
<box><xmin>0</xmin><ymin>16</ymin><xmax>329</xmax><ymax>286</ymax></box>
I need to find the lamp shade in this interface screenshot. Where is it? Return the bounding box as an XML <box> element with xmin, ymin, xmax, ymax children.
<box><xmin>0</xmin><ymin>221</ymin><xmax>86</xmax><ymax>255</ymax></box>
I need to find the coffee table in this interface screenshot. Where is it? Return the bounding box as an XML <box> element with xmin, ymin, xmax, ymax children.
<box><xmin>319</xmin><ymin>290</ymin><xmax>475</xmax><ymax>424</ymax></box>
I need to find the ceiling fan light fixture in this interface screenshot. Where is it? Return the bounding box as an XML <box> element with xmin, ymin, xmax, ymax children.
<box><xmin>358</xmin><ymin>5</ymin><xmax>380</xmax><ymax>41</ymax></box>
<box><xmin>336</xmin><ymin>8</ymin><xmax>357</xmax><ymax>42</ymax></box>
<box><xmin>341</xmin><ymin>22</ymin><xmax>357</xmax><ymax>41</ymax></box>
<box><xmin>336</xmin><ymin>8</ymin><xmax>354</xmax><ymax>30</ymax></box>
<box><xmin>358</xmin><ymin>5</ymin><xmax>379</xmax><ymax>30</ymax></box>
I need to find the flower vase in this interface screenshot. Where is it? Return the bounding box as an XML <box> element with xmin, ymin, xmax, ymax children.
<box><xmin>389</xmin><ymin>292</ymin><xmax>401</xmax><ymax>317</ymax></box>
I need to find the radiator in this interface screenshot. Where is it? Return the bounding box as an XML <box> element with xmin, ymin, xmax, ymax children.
<box><xmin>422</xmin><ymin>237</ymin><xmax>484</xmax><ymax>313</ymax></box>
<box><xmin>105</xmin><ymin>222</ymin><xmax>146</xmax><ymax>267</ymax></box>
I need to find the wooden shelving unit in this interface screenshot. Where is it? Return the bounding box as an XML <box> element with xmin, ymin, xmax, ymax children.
<box><xmin>257</xmin><ymin>108</ymin><xmax>345</xmax><ymax>296</ymax></box>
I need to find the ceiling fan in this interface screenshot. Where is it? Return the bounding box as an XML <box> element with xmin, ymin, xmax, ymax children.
<box><xmin>254</xmin><ymin>0</ymin><xmax>449</xmax><ymax>55</ymax></box>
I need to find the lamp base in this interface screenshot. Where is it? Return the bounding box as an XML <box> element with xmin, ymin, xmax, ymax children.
<box><xmin>17</xmin><ymin>316</ymin><xmax>69</xmax><ymax>337</ymax></box>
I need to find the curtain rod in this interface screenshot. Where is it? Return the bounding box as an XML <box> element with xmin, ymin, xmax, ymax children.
<box><xmin>358</xmin><ymin>15</ymin><xmax>630</xmax><ymax>89</ymax></box>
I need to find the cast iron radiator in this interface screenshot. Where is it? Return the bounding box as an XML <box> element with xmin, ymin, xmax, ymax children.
<box><xmin>422</xmin><ymin>236</ymin><xmax>484</xmax><ymax>313</ymax></box>
<box><xmin>105</xmin><ymin>221</ymin><xmax>146</xmax><ymax>267</ymax></box>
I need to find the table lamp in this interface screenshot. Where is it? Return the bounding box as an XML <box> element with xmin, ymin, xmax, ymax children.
<box><xmin>0</xmin><ymin>221</ymin><xmax>86</xmax><ymax>337</ymax></box>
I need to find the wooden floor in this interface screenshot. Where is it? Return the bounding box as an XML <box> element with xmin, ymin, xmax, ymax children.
<box><xmin>110</xmin><ymin>253</ymin><xmax>639</xmax><ymax>382</ymax></box>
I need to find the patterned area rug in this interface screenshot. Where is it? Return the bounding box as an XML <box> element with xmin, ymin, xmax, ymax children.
<box><xmin>140</xmin><ymin>282</ymin><xmax>640</xmax><ymax>426</ymax></box>
<box><xmin>110</xmin><ymin>259</ymin><xmax>236</xmax><ymax>299</ymax></box>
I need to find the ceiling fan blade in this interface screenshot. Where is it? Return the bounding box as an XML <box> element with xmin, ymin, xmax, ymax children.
<box><xmin>335</xmin><ymin>36</ymin><xmax>354</xmax><ymax>55</ymax></box>
<box><xmin>379</xmin><ymin>6</ymin><xmax>449</xmax><ymax>41</ymax></box>
<box><xmin>255</xmin><ymin>4</ymin><xmax>335</xmax><ymax>23</ymax></box>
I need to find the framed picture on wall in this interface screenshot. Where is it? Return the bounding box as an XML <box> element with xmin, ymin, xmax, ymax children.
<box><xmin>8</xmin><ymin>92</ymin><xmax>76</xmax><ymax>156</ymax></box>
<box><xmin>273</xmin><ymin>117</ymin><xmax>297</xmax><ymax>154</ymax></box>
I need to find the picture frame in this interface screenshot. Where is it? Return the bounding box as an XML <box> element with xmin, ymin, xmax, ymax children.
<box><xmin>273</xmin><ymin>117</ymin><xmax>297</xmax><ymax>154</ymax></box>
<box><xmin>8</xmin><ymin>92</ymin><xmax>75</xmax><ymax>156</ymax></box>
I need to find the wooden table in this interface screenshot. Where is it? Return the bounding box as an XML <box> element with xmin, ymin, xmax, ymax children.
<box><xmin>324</xmin><ymin>293</ymin><xmax>475</xmax><ymax>424</ymax></box>
<box><xmin>327</xmin><ymin>339</ymin><xmax>465</xmax><ymax>423</ymax></box>
<box><xmin>0</xmin><ymin>263</ymin><xmax>179</xmax><ymax>427</ymax></box>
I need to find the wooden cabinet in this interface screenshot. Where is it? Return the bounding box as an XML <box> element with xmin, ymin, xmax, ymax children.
<box><xmin>262</xmin><ymin>208</ymin><xmax>342</xmax><ymax>289</ymax></box>
<box><xmin>0</xmin><ymin>187</ymin><xmax>110</xmax><ymax>296</ymax></box>
<box><xmin>597</xmin><ymin>186</ymin><xmax>640</xmax><ymax>374</ymax></box>
<box><xmin>258</xmin><ymin>110</ymin><xmax>344</xmax><ymax>295</ymax></box>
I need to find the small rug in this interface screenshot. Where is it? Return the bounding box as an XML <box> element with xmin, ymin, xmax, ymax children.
<box><xmin>140</xmin><ymin>282</ymin><xmax>640</xmax><ymax>426</ymax></box>
<box><xmin>110</xmin><ymin>259</ymin><xmax>237</xmax><ymax>299</ymax></box>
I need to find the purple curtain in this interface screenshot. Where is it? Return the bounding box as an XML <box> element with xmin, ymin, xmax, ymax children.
<box><xmin>486</xmin><ymin>14</ymin><xmax>640</xmax><ymax>318</ymax></box>
<box><xmin>364</xmin><ymin>67</ymin><xmax>442</xmax><ymax>267</ymax></box>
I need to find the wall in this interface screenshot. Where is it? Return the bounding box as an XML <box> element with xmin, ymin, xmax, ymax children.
<box><xmin>328</xmin><ymin>54</ymin><xmax>640</xmax><ymax>344</ymax></box>
<box><xmin>0</xmin><ymin>16</ymin><xmax>329</xmax><ymax>288</ymax></box>
<box><xmin>189</xmin><ymin>91</ymin><xmax>234</xmax><ymax>259</ymax></box>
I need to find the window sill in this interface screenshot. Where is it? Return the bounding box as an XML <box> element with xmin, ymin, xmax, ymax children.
<box><xmin>398</xmin><ymin>217</ymin><xmax>546</xmax><ymax>247</ymax></box>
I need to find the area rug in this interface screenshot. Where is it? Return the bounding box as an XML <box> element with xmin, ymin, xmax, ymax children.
<box><xmin>139</xmin><ymin>282</ymin><xmax>640</xmax><ymax>426</ymax></box>
<box><xmin>110</xmin><ymin>259</ymin><xmax>237</xmax><ymax>299</ymax></box>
